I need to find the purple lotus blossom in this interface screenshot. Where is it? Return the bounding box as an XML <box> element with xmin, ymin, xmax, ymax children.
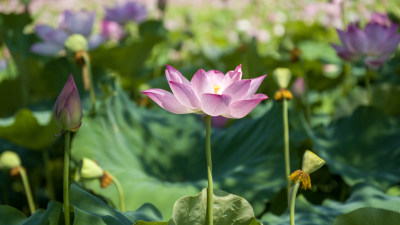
<box><xmin>332</xmin><ymin>21</ymin><xmax>400</xmax><ymax>69</ymax></box>
<box><xmin>142</xmin><ymin>65</ymin><xmax>268</xmax><ymax>118</ymax></box>
<box><xmin>54</xmin><ymin>74</ymin><xmax>82</xmax><ymax>132</ymax></box>
<box><xmin>31</xmin><ymin>10</ymin><xmax>104</xmax><ymax>56</ymax></box>
<box><xmin>104</xmin><ymin>1</ymin><xmax>147</xmax><ymax>25</ymax></box>
<box><xmin>101</xmin><ymin>20</ymin><xmax>125</xmax><ymax>41</ymax></box>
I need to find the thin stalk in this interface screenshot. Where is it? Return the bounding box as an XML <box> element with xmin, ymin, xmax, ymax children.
<box><xmin>110</xmin><ymin>174</ymin><xmax>125</xmax><ymax>211</ymax></box>
<box><xmin>63</xmin><ymin>131</ymin><xmax>71</xmax><ymax>225</ymax></box>
<box><xmin>82</xmin><ymin>51</ymin><xmax>96</xmax><ymax>113</ymax></box>
<box><xmin>205</xmin><ymin>115</ymin><xmax>213</xmax><ymax>225</ymax></box>
<box><xmin>283</xmin><ymin>99</ymin><xmax>291</xmax><ymax>197</ymax></box>
<box><xmin>300</xmin><ymin>59</ymin><xmax>311</xmax><ymax>124</ymax></box>
<box><xmin>42</xmin><ymin>150</ymin><xmax>55</xmax><ymax>200</ymax></box>
<box><xmin>343</xmin><ymin>62</ymin><xmax>352</xmax><ymax>95</ymax></box>
<box><xmin>365</xmin><ymin>68</ymin><xmax>372</xmax><ymax>105</ymax></box>
<box><xmin>290</xmin><ymin>182</ymin><xmax>300</xmax><ymax>225</ymax></box>
<box><xmin>18</xmin><ymin>167</ymin><xmax>35</xmax><ymax>214</ymax></box>
<box><xmin>340</xmin><ymin>0</ymin><xmax>346</xmax><ymax>28</ymax></box>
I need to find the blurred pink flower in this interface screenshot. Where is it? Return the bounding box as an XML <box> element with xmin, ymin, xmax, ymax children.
<box><xmin>104</xmin><ymin>1</ymin><xmax>147</xmax><ymax>24</ymax></box>
<box><xmin>31</xmin><ymin>10</ymin><xmax>104</xmax><ymax>56</ymax></box>
<box><xmin>292</xmin><ymin>77</ymin><xmax>305</xmax><ymax>98</ymax></box>
<box><xmin>142</xmin><ymin>65</ymin><xmax>268</xmax><ymax>118</ymax></box>
<box><xmin>332</xmin><ymin>22</ymin><xmax>400</xmax><ymax>69</ymax></box>
<box><xmin>369</xmin><ymin>12</ymin><xmax>392</xmax><ymax>27</ymax></box>
<box><xmin>101</xmin><ymin>20</ymin><xmax>125</xmax><ymax>41</ymax></box>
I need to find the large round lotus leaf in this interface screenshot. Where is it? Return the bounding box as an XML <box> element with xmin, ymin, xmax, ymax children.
<box><xmin>261</xmin><ymin>183</ymin><xmax>400</xmax><ymax>225</ymax></box>
<box><xmin>168</xmin><ymin>188</ymin><xmax>261</xmax><ymax>225</ymax></box>
<box><xmin>312</xmin><ymin>106</ymin><xmax>400</xmax><ymax>189</ymax></box>
<box><xmin>0</xmin><ymin>109</ymin><xmax>59</xmax><ymax>150</ymax></box>
<box><xmin>70</xmin><ymin>184</ymin><xmax>162</xmax><ymax>225</ymax></box>
<box><xmin>71</xmin><ymin>87</ymin><xmax>304</xmax><ymax>218</ymax></box>
<box><xmin>333</xmin><ymin>207</ymin><xmax>400</xmax><ymax>225</ymax></box>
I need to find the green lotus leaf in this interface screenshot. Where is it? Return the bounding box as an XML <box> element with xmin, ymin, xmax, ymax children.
<box><xmin>312</xmin><ymin>106</ymin><xmax>400</xmax><ymax>189</ymax></box>
<box><xmin>0</xmin><ymin>201</ymin><xmax>63</xmax><ymax>225</ymax></box>
<box><xmin>168</xmin><ymin>188</ymin><xmax>262</xmax><ymax>225</ymax></box>
<box><xmin>261</xmin><ymin>183</ymin><xmax>400</xmax><ymax>224</ymax></box>
<box><xmin>71</xmin><ymin>86</ymin><xmax>304</xmax><ymax>217</ymax></box>
<box><xmin>70</xmin><ymin>184</ymin><xmax>163</xmax><ymax>225</ymax></box>
<box><xmin>333</xmin><ymin>207</ymin><xmax>400</xmax><ymax>225</ymax></box>
<box><xmin>0</xmin><ymin>109</ymin><xmax>59</xmax><ymax>150</ymax></box>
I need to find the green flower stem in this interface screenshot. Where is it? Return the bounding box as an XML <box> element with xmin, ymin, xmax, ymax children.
<box><xmin>18</xmin><ymin>167</ymin><xmax>35</xmax><ymax>214</ymax></box>
<box><xmin>64</xmin><ymin>131</ymin><xmax>71</xmax><ymax>225</ymax></box>
<box><xmin>290</xmin><ymin>182</ymin><xmax>300</xmax><ymax>225</ymax></box>
<box><xmin>365</xmin><ymin>68</ymin><xmax>372</xmax><ymax>105</ymax></box>
<box><xmin>42</xmin><ymin>150</ymin><xmax>55</xmax><ymax>200</ymax></box>
<box><xmin>283</xmin><ymin>99</ymin><xmax>291</xmax><ymax>197</ymax></box>
<box><xmin>82</xmin><ymin>51</ymin><xmax>96</xmax><ymax>113</ymax></box>
<box><xmin>110</xmin><ymin>174</ymin><xmax>125</xmax><ymax>212</ymax></box>
<box><xmin>205</xmin><ymin>115</ymin><xmax>213</xmax><ymax>225</ymax></box>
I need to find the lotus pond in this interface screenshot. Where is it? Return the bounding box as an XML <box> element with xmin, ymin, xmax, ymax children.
<box><xmin>0</xmin><ymin>0</ymin><xmax>400</xmax><ymax>225</ymax></box>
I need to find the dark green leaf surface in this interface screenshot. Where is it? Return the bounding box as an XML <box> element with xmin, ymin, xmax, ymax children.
<box><xmin>261</xmin><ymin>183</ymin><xmax>400</xmax><ymax>225</ymax></box>
<box><xmin>333</xmin><ymin>207</ymin><xmax>400</xmax><ymax>225</ymax></box>
<box><xmin>0</xmin><ymin>201</ymin><xmax>63</xmax><ymax>225</ymax></box>
<box><xmin>0</xmin><ymin>109</ymin><xmax>59</xmax><ymax>150</ymax></box>
<box><xmin>312</xmin><ymin>106</ymin><xmax>400</xmax><ymax>189</ymax></box>
<box><xmin>70</xmin><ymin>184</ymin><xmax>163</xmax><ymax>225</ymax></box>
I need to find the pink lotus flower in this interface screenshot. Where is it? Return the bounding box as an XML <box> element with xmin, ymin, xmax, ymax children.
<box><xmin>332</xmin><ymin>21</ymin><xmax>400</xmax><ymax>69</ymax></box>
<box><xmin>31</xmin><ymin>10</ymin><xmax>104</xmax><ymax>56</ymax></box>
<box><xmin>142</xmin><ymin>65</ymin><xmax>268</xmax><ymax>118</ymax></box>
<box><xmin>53</xmin><ymin>74</ymin><xmax>82</xmax><ymax>132</ymax></box>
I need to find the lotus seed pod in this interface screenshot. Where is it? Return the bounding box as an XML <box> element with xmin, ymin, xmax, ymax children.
<box><xmin>80</xmin><ymin>158</ymin><xmax>104</xmax><ymax>179</ymax></box>
<box><xmin>273</xmin><ymin>68</ymin><xmax>292</xmax><ymax>89</ymax></box>
<box><xmin>0</xmin><ymin>151</ymin><xmax>21</xmax><ymax>170</ymax></box>
<box><xmin>302</xmin><ymin>150</ymin><xmax>325</xmax><ymax>174</ymax></box>
<box><xmin>64</xmin><ymin>34</ymin><xmax>88</xmax><ymax>52</ymax></box>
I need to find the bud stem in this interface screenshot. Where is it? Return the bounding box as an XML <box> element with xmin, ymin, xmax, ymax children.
<box><xmin>205</xmin><ymin>115</ymin><xmax>213</xmax><ymax>225</ymax></box>
<box><xmin>283</xmin><ymin>99</ymin><xmax>291</xmax><ymax>197</ymax></box>
<box><xmin>289</xmin><ymin>182</ymin><xmax>300</xmax><ymax>225</ymax></box>
<box><xmin>18</xmin><ymin>167</ymin><xmax>35</xmax><ymax>214</ymax></box>
<box><xmin>63</xmin><ymin>131</ymin><xmax>71</xmax><ymax>225</ymax></box>
<box><xmin>82</xmin><ymin>51</ymin><xmax>96</xmax><ymax>114</ymax></box>
<box><xmin>110</xmin><ymin>174</ymin><xmax>125</xmax><ymax>211</ymax></box>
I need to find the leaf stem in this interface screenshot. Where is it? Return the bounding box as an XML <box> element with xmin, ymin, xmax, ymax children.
<box><xmin>205</xmin><ymin>115</ymin><xmax>213</xmax><ymax>225</ymax></box>
<box><xmin>18</xmin><ymin>167</ymin><xmax>35</xmax><ymax>214</ymax></box>
<box><xmin>110</xmin><ymin>174</ymin><xmax>125</xmax><ymax>211</ymax></box>
<box><xmin>82</xmin><ymin>51</ymin><xmax>96</xmax><ymax>114</ymax></box>
<box><xmin>42</xmin><ymin>150</ymin><xmax>55</xmax><ymax>200</ymax></box>
<box><xmin>64</xmin><ymin>131</ymin><xmax>71</xmax><ymax>225</ymax></box>
<box><xmin>365</xmin><ymin>68</ymin><xmax>372</xmax><ymax>105</ymax></box>
<box><xmin>290</xmin><ymin>182</ymin><xmax>300</xmax><ymax>225</ymax></box>
<box><xmin>283</xmin><ymin>99</ymin><xmax>291</xmax><ymax>197</ymax></box>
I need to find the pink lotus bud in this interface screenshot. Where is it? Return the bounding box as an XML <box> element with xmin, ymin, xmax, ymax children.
<box><xmin>53</xmin><ymin>74</ymin><xmax>82</xmax><ymax>132</ymax></box>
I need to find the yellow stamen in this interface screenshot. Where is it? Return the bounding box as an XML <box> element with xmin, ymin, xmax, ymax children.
<box><xmin>274</xmin><ymin>88</ymin><xmax>293</xmax><ymax>101</ymax></box>
<box><xmin>289</xmin><ymin>170</ymin><xmax>312</xmax><ymax>190</ymax></box>
<box><xmin>214</xmin><ymin>85</ymin><xmax>220</xmax><ymax>94</ymax></box>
